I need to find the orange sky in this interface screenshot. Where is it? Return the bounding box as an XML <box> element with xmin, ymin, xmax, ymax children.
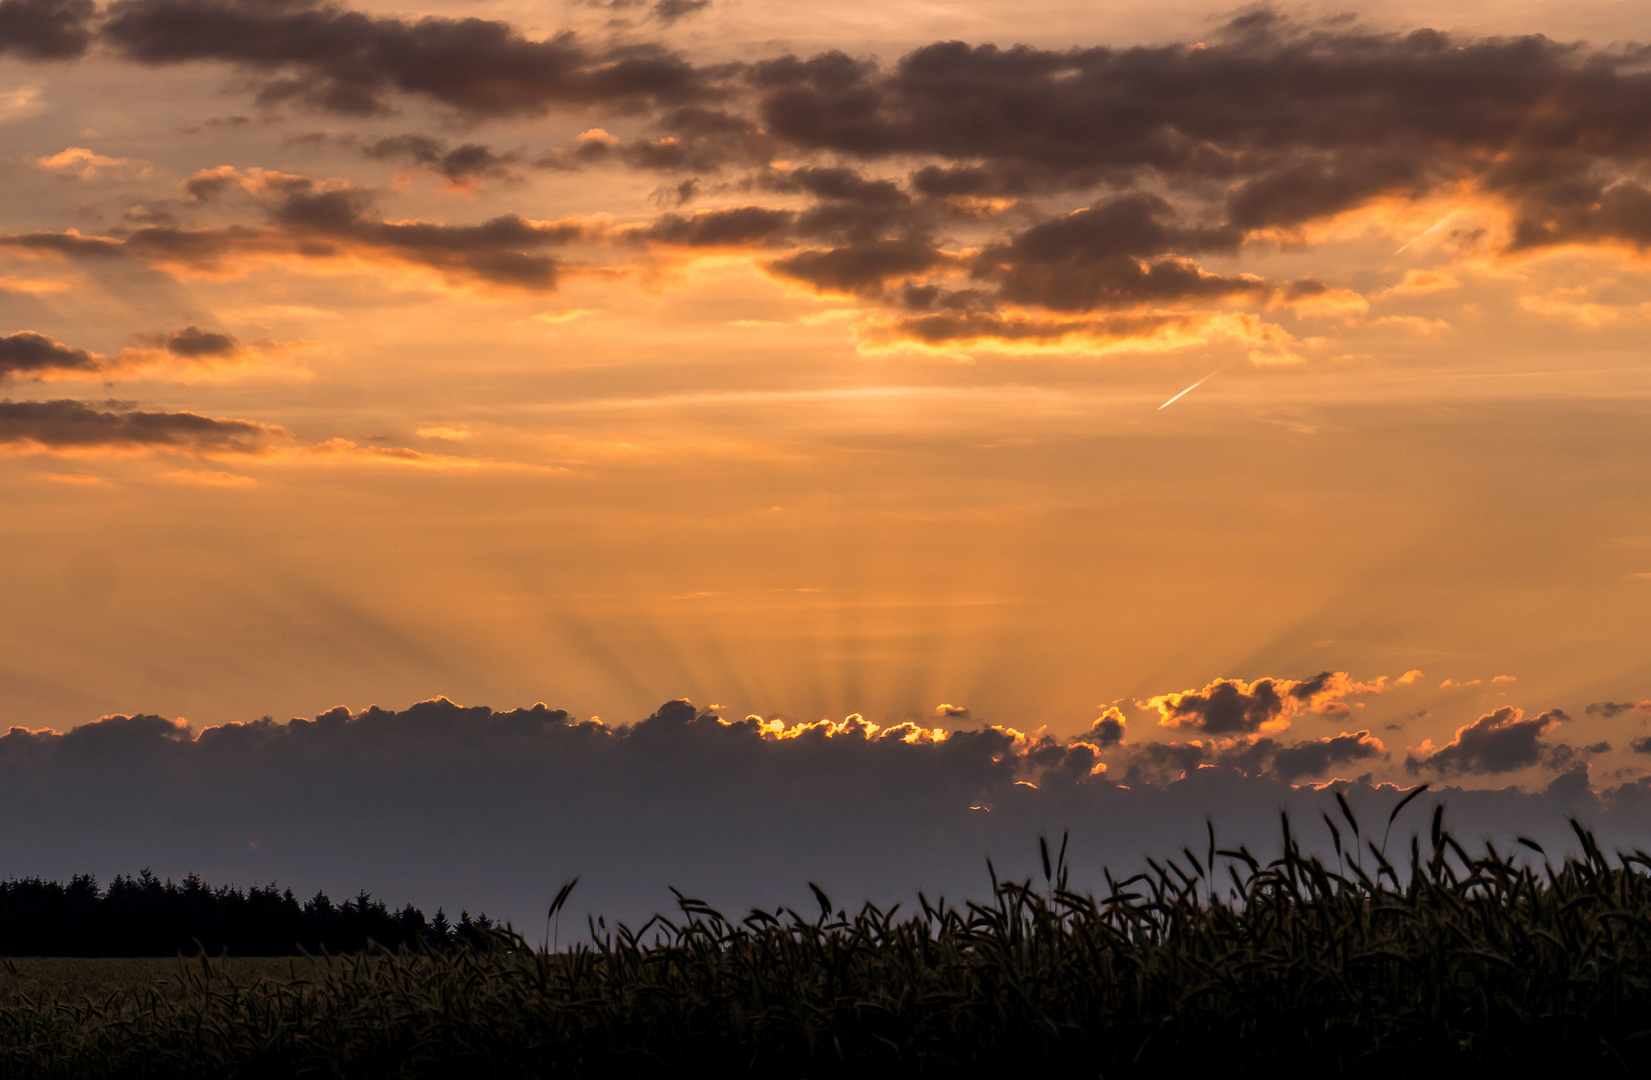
<box><xmin>3</xmin><ymin>0</ymin><xmax>1651</xmax><ymax>794</ymax></box>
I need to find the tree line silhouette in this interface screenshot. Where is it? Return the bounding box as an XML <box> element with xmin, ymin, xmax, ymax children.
<box><xmin>0</xmin><ymin>872</ymin><xmax>497</xmax><ymax>956</ymax></box>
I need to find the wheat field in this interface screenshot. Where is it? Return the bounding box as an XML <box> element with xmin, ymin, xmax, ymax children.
<box><xmin>2</xmin><ymin>805</ymin><xmax>1649</xmax><ymax>1076</ymax></box>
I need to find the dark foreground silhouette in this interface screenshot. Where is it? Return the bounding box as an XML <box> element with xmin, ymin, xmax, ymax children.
<box><xmin>4</xmin><ymin>807</ymin><xmax>1651</xmax><ymax>1076</ymax></box>
<box><xmin>0</xmin><ymin>872</ymin><xmax>494</xmax><ymax>956</ymax></box>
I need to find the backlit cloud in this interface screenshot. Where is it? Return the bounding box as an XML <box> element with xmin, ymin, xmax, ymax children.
<box><xmin>0</xmin><ymin>695</ymin><xmax>1629</xmax><ymax>925</ymax></box>
<box><xmin>1143</xmin><ymin>671</ymin><xmax>1393</xmax><ymax>738</ymax></box>
<box><xmin>1406</xmin><ymin>707</ymin><xmax>1570</xmax><ymax>776</ymax></box>
<box><xmin>33</xmin><ymin>146</ymin><xmax>154</xmax><ymax>181</ymax></box>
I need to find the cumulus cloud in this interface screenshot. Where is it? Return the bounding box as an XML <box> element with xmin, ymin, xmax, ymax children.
<box><xmin>55</xmin><ymin>2</ymin><xmax>1651</xmax><ymax>267</ymax></box>
<box><xmin>0</xmin><ymin>696</ymin><xmax>1644</xmax><ymax>926</ymax></box>
<box><xmin>1406</xmin><ymin>707</ymin><xmax>1569</xmax><ymax>776</ymax></box>
<box><xmin>143</xmin><ymin>324</ymin><xmax>237</xmax><ymax>358</ymax></box>
<box><xmin>745</xmin><ymin>14</ymin><xmax>1651</xmax><ymax>246</ymax></box>
<box><xmin>1110</xmin><ymin>729</ymin><xmax>1389</xmax><ymax>785</ymax></box>
<box><xmin>1271</xmin><ymin>731</ymin><xmax>1387</xmax><ymax>783</ymax></box>
<box><xmin>0</xmin><ymin>331</ymin><xmax>102</xmax><ymax>379</ymax></box>
<box><xmin>1143</xmin><ymin>671</ymin><xmax>1389</xmax><ymax>737</ymax></box>
<box><xmin>1090</xmin><ymin>707</ymin><xmax>1125</xmax><ymax>747</ymax></box>
<box><xmin>28</xmin><ymin>5</ymin><xmax>1651</xmax><ymax>353</ymax></box>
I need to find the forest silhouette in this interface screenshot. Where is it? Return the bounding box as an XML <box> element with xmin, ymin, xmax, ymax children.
<box><xmin>0</xmin><ymin>873</ymin><xmax>495</xmax><ymax>956</ymax></box>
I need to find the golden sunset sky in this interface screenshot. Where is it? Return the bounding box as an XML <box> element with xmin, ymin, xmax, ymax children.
<box><xmin>4</xmin><ymin>0</ymin><xmax>1651</xmax><ymax>797</ymax></box>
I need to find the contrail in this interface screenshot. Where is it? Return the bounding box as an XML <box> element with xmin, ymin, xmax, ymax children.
<box><xmin>1394</xmin><ymin>211</ymin><xmax>1458</xmax><ymax>255</ymax></box>
<box><xmin>1158</xmin><ymin>371</ymin><xmax>1218</xmax><ymax>410</ymax></box>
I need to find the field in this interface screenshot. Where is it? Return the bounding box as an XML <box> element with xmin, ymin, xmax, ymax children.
<box><xmin>3</xmin><ymin>808</ymin><xmax>1651</xmax><ymax>1076</ymax></box>
<box><xmin>0</xmin><ymin>957</ymin><xmax>318</xmax><ymax>999</ymax></box>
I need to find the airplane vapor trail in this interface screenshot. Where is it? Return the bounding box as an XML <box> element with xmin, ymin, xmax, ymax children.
<box><xmin>1394</xmin><ymin>211</ymin><xmax>1459</xmax><ymax>255</ymax></box>
<box><xmin>1158</xmin><ymin>371</ymin><xmax>1218</xmax><ymax>410</ymax></box>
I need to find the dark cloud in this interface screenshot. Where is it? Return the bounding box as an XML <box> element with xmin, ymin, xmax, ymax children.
<box><xmin>37</xmin><ymin>6</ymin><xmax>1651</xmax><ymax>345</ymax></box>
<box><xmin>0</xmin><ymin>328</ymin><xmax>252</xmax><ymax>382</ymax></box>
<box><xmin>101</xmin><ymin>0</ymin><xmax>723</xmax><ymax>117</ymax></box>
<box><xmin>1090</xmin><ymin>709</ymin><xmax>1124</xmax><ymax>747</ymax></box>
<box><xmin>749</xmin><ymin>16</ymin><xmax>1651</xmax><ymax>243</ymax></box>
<box><xmin>1406</xmin><ymin>707</ymin><xmax>1569</xmax><ymax>776</ymax></box>
<box><xmin>154</xmin><ymin>325</ymin><xmax>237</xmax><ymax>357</ymax></box>
<box><xmin>1145</xmin><ymin>673</ymin><xmax>1384</xmax><ymax>738</ymax></box>
<box><xmin>641</xmin><ymin>205</ymin><xmax>794</xmax><ymax>247</ymax></box>
<box><xmin>0</xmin><ymin>398</ymin><xmax>283</xmax><ymax>454</ymax></box>
<box><xmin>768</xmin><ymin>239</ymin><xmax>947</xmax><ymax>296</ymax></box>
<box><xmin>650</xmin><ymin>0</ymin><xmax>709</xmax><ymax>27</ymax></box>
<box><xmin>873</xmin><ymin>309</ymin><xmax>1190</xmax><ymax>347</ymax></box>
<box><xmin>2</xmin><ymin>696</ymin><xmax>1647</xmax><ymax>926</ymax></box>
<box><xmin>69</xmin><ymin>1</ymin><xmax>1651</xmax><ymax>261</ymax></box>
<box><xmin>968</xmin><ymin>193</ymin><xmax>1251</xmax><ymax>311</ymax></box>
<box><xmin>1271</xmin><ymin>731</ymin><xmax>1386</xmax><ymax>783</ymax></box>
<box><xmin>1546</xmin><ymin>741</ymin><xmax>1615</xmax><ymax>771</ymax></box>
<box><xmin>0</xmin><ymin>231</ymin><xmax>125</xmax><ymax>259</ymax></box>
<box><xmin>0</xmin><ymin>0</ymin><xmax>94</xmax><ymax>60</ymax></box>
<box><xmin>362</xmin><ymin>135</ymin><xmax>523</xmax><ymax>186</ymax></box>
<box><xmin>1587</xmin><ymin>700</ymin><xmax>1651</xmax><ymax>718</ymax></box>
<box><xmin>576</xmin><ymin>0</ymin><xmax>709</xmax><ymax>28</ymax></box>
<box><xmin>1150</xmin><ymin>677</ymin><xmax>1291</xmax><ymax>737</ymax></box>
<box><xmin>548</xmin><ymin>109</ymin><xmax>774</xmax><ymax>174</ymax></box>
<box><xmin>0</xmin><ymin>332</ymin><xmax>101</xmax><ymax>379</ymax></box>
<box><xmin>1632</xmin><ymin>737</ymin><xmax>1651</xmax><ymax>755</ymax></box>
<box><xmin>1115</xmin><ymin>741</ymin><xmax>1208</xmax><ymax>786</ymax></box>
<box><xmin>9</xmin><ymin>175</ymin><xmax>592</xmax><ymax>291</ymax></box>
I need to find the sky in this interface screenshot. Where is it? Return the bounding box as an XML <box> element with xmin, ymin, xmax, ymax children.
<box><xmin>3</xmin><ymin>0</ymin><xmax>1651</xmax><ymax>920</ymax></box>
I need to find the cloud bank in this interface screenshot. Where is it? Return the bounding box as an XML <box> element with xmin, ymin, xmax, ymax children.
<box><xmin>3</xmin><ymin>696</ymin><xmax>1647</xmax><ymax>929</ymax></box>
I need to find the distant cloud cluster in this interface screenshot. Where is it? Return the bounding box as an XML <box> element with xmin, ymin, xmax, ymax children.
<box><xmin>0</xmin><ymin>694</ymin><xmax>1646</xmax><ymax>927</ymax></box>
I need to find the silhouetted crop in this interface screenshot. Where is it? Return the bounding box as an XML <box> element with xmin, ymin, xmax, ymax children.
<box><xmin>4</xmin><ymin>805</ymin><xmax>1651</xmax><ymax>1075</ymax></box>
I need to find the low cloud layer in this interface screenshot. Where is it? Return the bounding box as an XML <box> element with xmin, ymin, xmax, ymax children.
<box><xmin>2</xmin><ymin>697</ymin><xmax>1646</xmax><ymax>928</ymax></box>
